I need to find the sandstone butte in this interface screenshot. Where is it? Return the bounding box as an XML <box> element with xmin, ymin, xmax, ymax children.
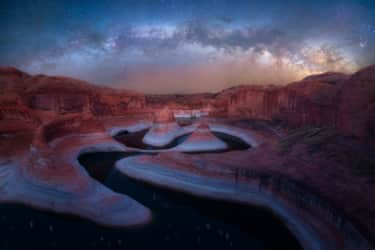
<box><xmin>0</xmin><ymin>65</ymin><xmax>375</xmax><ymax>250</ymax></box>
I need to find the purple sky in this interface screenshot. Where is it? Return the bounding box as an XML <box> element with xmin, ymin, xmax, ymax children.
<box><xmin>1</xmin><ymin>0</ymin><xmax>375</xmax><ymax>93</ymax></box>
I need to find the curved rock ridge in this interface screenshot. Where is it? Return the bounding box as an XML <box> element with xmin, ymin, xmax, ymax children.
<box><xmin>119</xmin><ymin>120</ymin><xmax>259</xmax><ymax>152</ymax></box>
<box><xmin>113</xmin><ymin>121</ymin><xmax>259</xmax><ymax>155</ymax></box>
<box><xmin>142</xmin><ymin>122</ymin><xmax>183</xmax><ymax>147</ymax></box>
<box><xmin>115</xmin><ymin>155</ymin><xmax>373</xmax><ymax>250</ymax></box>
<box><xmin>175</xmin><ymin>123</ymin><xmax>228</xmax><ymax>152</ymax></box>
<box><xmin>0</xmin><ymin>120</ymin><xmax>153</xmax><ymax>228</ymax></box>
<box><xmin>142</xmin><ymin>107</ymin><xmax>185</xmax><ymax>147</ymax></box>
<box><xmin>208</xmin><ymin>123</ymin><xmax>261</xmax><ymax>147</ymax></box>
<box><xmin>107</xmin><ymin>120</ymin><xmax>153</xmax><ymax>137</ymax></box>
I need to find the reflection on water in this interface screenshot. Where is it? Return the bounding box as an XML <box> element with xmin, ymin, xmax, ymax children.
<box><xmin>114</xmin><ymin>129</ymin><xmax>191</xmax><ymax>150</ymax></box>
<box><xmin>114</xmin><ymin>129</ymin><xmax>250</xmax><ymax>152</ymax></box>
<box><xmin>0</xmin><ymin>151</ymin><xmax>301</xmax><ymax>250</ymax></box>
<box><xmin>79</xmin><ymin>152</ymin><xmax>301</xmax><ymax>250</ymax></box>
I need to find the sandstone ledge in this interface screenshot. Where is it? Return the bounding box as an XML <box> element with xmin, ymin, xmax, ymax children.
<box><xmin>116</xmin><ymin>155</ymin><xmax>372</xmax><ymax>250</ymax></box>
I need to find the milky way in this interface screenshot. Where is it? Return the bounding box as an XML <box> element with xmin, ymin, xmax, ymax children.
<box><xmin>1</xmin><ymin>0</ymin><xmax>375</xmax><ymax>93</ymax></box>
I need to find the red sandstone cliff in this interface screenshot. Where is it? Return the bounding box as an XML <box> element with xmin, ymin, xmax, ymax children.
<box><xmin>0</xmin><ymin>67</ymin><xmax>146</xmax><ymax>133</ymax></box>
<box><xmin>1</xmin><ymin>65</ymin><xmax>375</xmax><ymax>142</ymax></box>
<box><xmin>337</xmin><ymin>65</ymin><xmax>375</xmax><ymax>142</ymax></box>
<box><xmin>143</xmin><ymin>66</ymin><xmax>375</xmax><ymax>142</ymax></box>
<box><xmin>213</xmin><ymin>72</ymin><xmax>349</xmax><ymax>123</ymax></box>
<box><xmin>209</xmin><ymin>66</ymin><xmax>375</xmax><ymax>142</ymax></box>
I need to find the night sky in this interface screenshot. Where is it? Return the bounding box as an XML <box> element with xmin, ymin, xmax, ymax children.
<box><xmin>1</xmin><ymin>0</ymin><xmax>375</xmax><ymax>93</ymax></box>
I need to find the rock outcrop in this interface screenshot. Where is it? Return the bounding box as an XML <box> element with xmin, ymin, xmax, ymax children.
<box><xmin>153</xmin><ymin>107</ymin><xmax>175</xmax><ymax>123</ymax></box>
<box><xmin>0</xmin><ymin>93</ymin><xmax>40</xmax><ymax>133</ymax></box>
<box><xmin>337</xmin><ymin>65</ymin><xmax>375</xmax><ymax>143</ymax></box>
<box><xmin>0</xmin><ymin>67</ymin><xmax>146</xmax><ymax>121</ymax></box>
<box><xmin>204</xmin><ymin>66</ymin><xmax>375</xmax><ymax>143</ymax></box>
<box><xmin>142</xmin><ymin>107</ymin><xmax>182</xmax><ymax>147</ymax></box>
<box><xmin>175</xmin><ymin>123</ymin><xmax>228</xmax><ymax>152</ymax></box>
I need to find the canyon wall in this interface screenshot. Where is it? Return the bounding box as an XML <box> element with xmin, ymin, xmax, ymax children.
<box><xmin>147</xmin><ymin>67</ymin><xmax>374</xmax><ymax>143</ymax></box>
<box><xmin>1</xmin><ymin>65</ymin><xmax>375</xmax><ymax>142</ymax></box>
<box><xmin>0</xmin><ymin>67</ymin><xmax>146</xmax><ymax>133</ymax></box>
<box><xmin>215</xmin><ymin>66</ymin><xmax>375</xmax><ymax>143</ymax></box>
<box><xmin>210</xmin><ymin>72</ymin><xmax>348</xmax><ymax>125</ymax></box>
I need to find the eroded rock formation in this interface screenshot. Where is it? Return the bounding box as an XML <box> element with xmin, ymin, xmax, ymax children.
<box><xmin>0</xmin><ymin>67</ymin><xmax>145</xmax><ymax>125</ymax></box>
<box><xmin>217</xmin><ymin>66</ymin><xmax>375</xmax><ymax>143</ymax></box>
<box><xmin>142</xmin><ymin>107</ymin><xmax>183</xmax><ymax>147</ymax></box>
<box><xmin>0</xmin><ymin>66</ymin><xmax>375</xmax><ymax>249</ymax></box>
<box><xmin>175</xmin><ymin>123</ymin><xmax>228</xmax><ymax>152</ymax></box>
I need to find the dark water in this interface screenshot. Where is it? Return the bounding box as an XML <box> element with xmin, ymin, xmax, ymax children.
<box><xmin>114</xmin><ymin>129</ymin><xmax>192</xmax><ymax>150</ymax></box>
<box><xmin>78</xmin><ymin>152</ymin><xmax>302</xmax><ymax>250</ymax></box>
<box><xmin>114</xmin><ymin>129</ymin><xmax>250</xmax><ymax>152</ymax></box>
<box><xmin>0</xmin><ymin>151</ymin><xmax>303</xmax><ymax>250</ymax></box>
